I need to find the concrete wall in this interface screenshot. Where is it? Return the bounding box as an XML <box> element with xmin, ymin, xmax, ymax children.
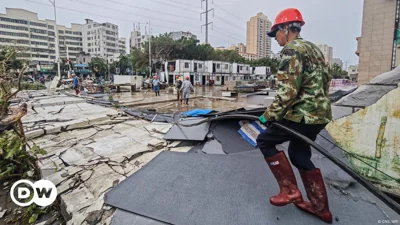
<box><xmin>358</xmin><ymin>0</ymin><xmax>397</xmax><ymax>84</ymax></box>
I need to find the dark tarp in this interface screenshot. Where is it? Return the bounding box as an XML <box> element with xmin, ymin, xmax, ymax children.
<box><xmin>335</xmin><ymin>65</ymin><xmax>400</xmax><ymax>107</ymax></box>
<box><xmin>105</xmin><ymin>151</ymin><xmax>398</xmax><ymax>225</ymax></box>
<box><xmin>329</xmin><ymin>88</ymin><xmax>357</xmax><ymax>102</ymax></box>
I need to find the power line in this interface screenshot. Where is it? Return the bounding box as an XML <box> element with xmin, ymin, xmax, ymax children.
<box><xmin>213</xmin><ymin>2</ymin><xmax>246</xmax><ymax>23</ymax></box>
<box><xmin>201</xmin><ymin>0</ymin><xmax>214</xmax><ymax>44</ymax></box>
<box><xmin>214</xmin><ymin>15</ymin><xmax>245</xmax><ymax>31</ymax></box>
<box><xmin>212</xmin><ymin>26</ymin><xmax>244</xmax><ymax>42</ymax></box>
<box><xmin>25</xmin><ymin>0</ymin><xmax>234</xmax><ymax>45</ymax></box>
<box><xmin>151</xmin><ymin>0</ymin><xmax>201</xmax><ymax>14</ymax></box>
<box><xmin>107</xmin><ymin>0</ymin><xmax>200</xmax><ymax>21</ymax></box>
<box><xmin>66</xmin><ymin>0</ymin><xmax>200</xmax><ymax>29</ymax></box>
<box><xmin>165</xmin><ymin>0</ymin><xmax>201</xmax><ymax>10</ymax></box>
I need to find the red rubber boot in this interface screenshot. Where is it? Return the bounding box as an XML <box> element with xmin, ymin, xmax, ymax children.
<box><xmin>264</xmin><ymin>151</ymin><xmax>303</xmax><ymax>206</ymax></box>
<box><xmin>295</xmin><ymin>169</ymin><xmax>333</xmax><ymax>224</ymax></box>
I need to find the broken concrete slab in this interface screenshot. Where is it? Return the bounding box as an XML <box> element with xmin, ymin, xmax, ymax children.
<box><xmin>84</xmin><ymin>163</ymin><xmax>125</xmax><ymax>199</ymax></box>
<box><xmin>163</xmin><ymin>118</ymin><xmax>210</xmax><ymax>141</ymax></box>
<box><xmin>61</xmin><ymin>185</ymin><xmax>95</xmax><ymax>220</ymax></box>
<box><xmin>38</xmin><ymin>156</ymin><xmax>66</xmax><ymax>177</ymax></box>
<box><xmin>59</xmin><ymin>146</ymin><xmax>99</xmax><ymax>166</ymax></box>
<box><xmin>86</xmin><ymin>133</ymin><xmax>152</xmax><ymax>163</ymax></box>
<box><xmin>65</xmin><ymin>166</ymin><xmax>83</xmax><ymax>176</ymax></box>
<box><xmin>0</xmin><ymin>208</ymin><xmax>7</xmax><ymax>219</ymax></box>
<box><xmin>144</xmin><ymin>122</ymin><xmax>173</xmax><ymax>134</ymax></box>
<box><xmin>43</xmin><ymin>169</ymin><xmax>69</xmax><ymax>186</ymax></box>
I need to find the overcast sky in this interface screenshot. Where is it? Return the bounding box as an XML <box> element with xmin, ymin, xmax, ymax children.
<box><xmin>2</xmin><ymin>0</ymin><xmax>363</xmax><ymax>66</ymax></box>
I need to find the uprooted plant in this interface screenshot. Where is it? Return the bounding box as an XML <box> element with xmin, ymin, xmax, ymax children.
<box><xmin>0</xmin><ymin>46</ymin><xmax>49</xmax><ymax>223</ymax></box>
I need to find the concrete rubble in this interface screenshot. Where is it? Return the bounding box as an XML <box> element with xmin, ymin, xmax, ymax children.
<box><xmin>18</xmin><ymin>91</ymin><xmax>191</xmax><ymax>225</ymax></box>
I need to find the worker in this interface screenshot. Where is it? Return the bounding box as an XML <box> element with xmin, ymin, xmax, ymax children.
<box><xmin>256</xmin><ymin>8</ymin><xmax>332</xmax><ymax>224</ymax></box>
<box><xmin>72</xmin><ymin>74</ymin><xmax>80</xmax><ymax>95</ymax></box>
<box><xmin>153</xmin><ymin>76</ymin><xmax>160</xmax><ymax>96</ymax></box>
<box><xmin>179</xmin><ymin>76</ymin><xmax>194</xmax><ymax>105</ymax></box>
<box><xmin>175</xmin><ymin>76</ymin><xmax>183</xmax><ymax>103</ymax></box>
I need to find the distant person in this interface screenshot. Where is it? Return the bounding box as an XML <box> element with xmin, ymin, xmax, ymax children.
<box><xmin>256</xmin><ymin>8</ymin><xmax>332</xmax><ymax>224</ymax></box>
<box><xmin>72</xmin><ymin>74</ymin><xmax>80</xmax><ymax>95</ymax></box>
<box><xmin>180</xmin><ymin>76</ymin><xmax>194</xmax><ymax>105</ymax></box>
<box><xmin>175</xmin><ymin>76</ymin><xmax>183</xmax><ymax>103</ymax></box>
<box><xmin>39</xmin><ymin>76</ymin><xmax>45</xmax><ymax>85</ymax></box>
<box><xmin>153</xmin><ymin>76</ymin><xmax>160</xmax><ymax>96</ymax></box>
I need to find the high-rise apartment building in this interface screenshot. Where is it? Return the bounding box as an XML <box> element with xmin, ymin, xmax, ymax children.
<box><xmin>332</xmin><ymin>58</ymin><xmax>344</xmax><ymax>69</ymax></box>
<box><xmin>130</xmin><ymin>31</ymin><xmax>150</xmax><ymax>50</ymax></box>
<box><xmin>316</xmin><ymin>44</ymin><xmax>333</xmax><ymax>66</ymax></box>
<box><xmin>356</xmin><ymin>0</ymin><xmax>399</xmax><ymax>84</ymax></box>
<box><xmin>230</xmin><ymin>43</ymin><xmax>246</xmax><ymax>53</ymax></box>
<box><xmin>82</xmin><ymin>19</ymin><xmax>119</xmax><ymax>58</ymax></box>
<box><xmin>0</xmin><ymin>8</ymin><xmax>83</xmax><ymax>64</ymax></box>
<box><xmin>118</xmin><ymin>37</ymin><xmax>126</xmax><ymax>54</ymax></box>
<box><xmin>246</xmin><ymin>12</ymin><xmax>272</xmax><ymax>58</ymax></box>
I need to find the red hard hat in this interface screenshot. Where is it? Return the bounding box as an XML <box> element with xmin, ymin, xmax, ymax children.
<box><xmin>268</xmin><ymin>8</ymin><xmax>305</xmax><ymax>37</ymax></box>
<box><xmin>185</xmin><ymin>76</ymin><xmax>189</xmax><ymax>80</ymax></box>
<box><xmin>154</xmin><ymin>76</ymin><xmax>158</xmax><ymax>79</ymax></box>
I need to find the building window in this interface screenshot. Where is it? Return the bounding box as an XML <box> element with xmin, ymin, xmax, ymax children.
<box><xmin>216</xmin><ymin>76</ymin><xmax>220</xmax><ymax>81</ymax></box>
<box><xmin>217</xmin><ymin>64</ymin><xmax>220</xmax><ymax>69</ymax></box>
<box><xmin>184</xmin><ymin>62</ymin><xmax>189</xmax><ymax>68</ymax></box>
<box><xmin>199</xmin><ymin>64</ymin><xmax>202</xmax><ymax>68</ymax></box>
<box><xmin>240</xmin><ymin>66</ymin><xmax>243</xmax><ymax>70</ymax></box>
<box><xmin>0</xmin><ymin>17</ymin><xmax>28</xmax><ymax>24</ymax></box>
<box><xmin>224</xmin><ymin>64</ymin><xmax>228</xmax><ymax>69</ymax></box>
<box><xmin>88</xmin><ymin>25</ymin><xmax>91</xmax><ymax>29</ymax></box>
<box><xmin>30</xmin><ymin>21</ymin><xmax>46</xmax><ymax>27</ymax></box>
<box><xmin>0</xmin><ymin>24</ymin><xmax>29</xmax><ymax>31</ymax></box>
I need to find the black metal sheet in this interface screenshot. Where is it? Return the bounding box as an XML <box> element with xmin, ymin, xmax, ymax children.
<box><xmin>105</xmin><ymin>151</ymin><xmax>395</xmax><ymax>225</ymax></box>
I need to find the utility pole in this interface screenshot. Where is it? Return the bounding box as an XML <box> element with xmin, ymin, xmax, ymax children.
<box><xmin>148</xmin><ymin>20</ymin><xmax>152</xmax><ymax>77</ymax></box>
<box><xmin>201</xmin><ymin>0</ymin><xmax>214</xmax><ymax>44</ymax></box>
<box><xmin>49</xmin><ymin>0</ymin><xmax>61</xmax><ymax>78</ymax></box>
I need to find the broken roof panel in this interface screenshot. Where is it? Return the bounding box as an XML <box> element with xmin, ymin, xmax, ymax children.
<box><xmin>335</xmin><ymin>65</ymin><xmax>400</xmax><ymax>107</ymax></box>
<box><xmin>334</xmin><ymin>85</ymin><xmax>396</xmax><ymax>107</ymax></box>
<box><xmin>105</xmin><ymin>151</ymin><xmax>398</xmax><ymax>225</ymax></box>
<box><xmin>370</xmin><ymin>65</ymin><xmax>400</xmax><ymax>85</ymax></box>
<box><xmin>163</xmin><ymin>118</ymin><xmax>210</xmax><ymax>141</ymax></box>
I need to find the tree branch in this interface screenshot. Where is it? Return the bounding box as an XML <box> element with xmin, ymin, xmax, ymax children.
<box><xmin>5</xmin><ymin>66</ymin><xmax>26</xmax><ymax>103</ymax></box>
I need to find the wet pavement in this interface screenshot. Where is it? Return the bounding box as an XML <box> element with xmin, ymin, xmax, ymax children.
<box><xmin>113</xmin><ymin>86</ymin><xmax>250</xmax><ymax>113</ymax></box>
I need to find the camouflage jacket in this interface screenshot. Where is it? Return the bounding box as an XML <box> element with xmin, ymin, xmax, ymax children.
<box><xmin>263</xmin><ymin>37</ymin><xmax>332</xmax><ymax>124</ymax></box>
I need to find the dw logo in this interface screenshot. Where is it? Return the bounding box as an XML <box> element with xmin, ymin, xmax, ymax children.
<box><xmin>10</xmin><ymin>180</ymin><xmax>57</xmax><ymax>207</ymax></box>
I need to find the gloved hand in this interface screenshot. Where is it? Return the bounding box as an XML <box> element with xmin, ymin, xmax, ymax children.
<box><xmin>259</xmin><ymin>115</ymin><xmax>267</xmax><ymax>124</ymax></box>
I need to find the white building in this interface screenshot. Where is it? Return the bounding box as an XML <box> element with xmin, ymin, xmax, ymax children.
<box><xmin>239</xmin><ymin>52</ymin><xmax>258</xmax><ymax>61</ymax></box>
<box><xmin>214</xmin><ymin>46</ymin><xmax>227</xmax><ymax>51</ymax></box>
<box><xmin>130</xmin><ymin>31</ymin><xmax>150</xmax><ymax>50</ymax></box>
<box><xmin>332</xmin><ymin>58</ymin><xmax>343</xmax><ymax>69</ymax></box>
<box><xmin>169</xmin><ymin>31</ymin><xmax>196</xmax><ymax>41</ymax></box>
<box><xmin>164</xmin><ymin>59</ymin><xmax>251</xmax><ymax>86</ymax></box>
<box><xmin>0</xmin><ymin>8</ymin><xmax>83</xmax><ymax>66</ymax></box>
<box><xmin>316</xmin><ymin>43</ymin><xmax>334</xmax><ymax>66</ymax></box>
<box><xmin>347</xmin><ymin>65</ymin><xmax>358</xmax><ymax>82</ymax></box>
<box><xmin>82</xmin><ymin>19</ymin><xmax>119</xmax><ymax>58</ymax></box>
<box><xmin>118</xmin><ymin>37</ymin><xmax>126</xmax><ymax>54</ymax></box>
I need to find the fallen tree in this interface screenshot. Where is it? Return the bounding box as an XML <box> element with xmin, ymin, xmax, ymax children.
<box><xmin>0</xmin><ymin>46</ymin><xmax>48</xmax><ymax>224</ymax></box>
